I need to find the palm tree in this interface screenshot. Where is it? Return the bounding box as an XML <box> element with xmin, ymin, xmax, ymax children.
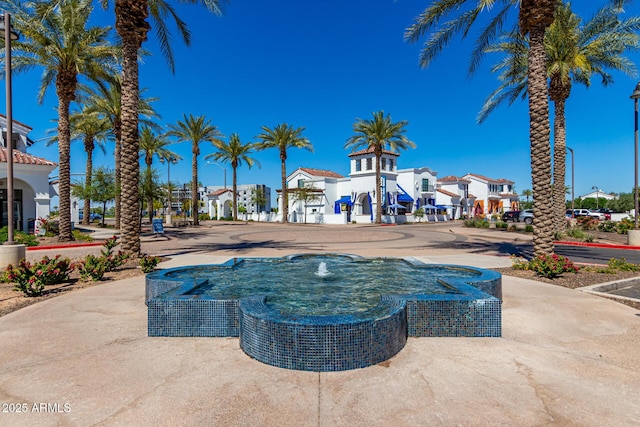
<box><xmin>521</xmin><ymin>189</ymin><xmax>533</xmax><ymax>204</ymax></box>
<box><xmin>479</xmin><ymin>3</ymin><xmax>640</xmax><ymax>231</ymax></box>
<box><xmin>81</xmin><ymin>76</ymin><xmax>159</xmax><ymax>230</ymax></box>
<box><xmin>166</xmin><ymin>114</ymin><xmax>224</xmax><ymax>225</ymax></box>
<box><xmin>205</xmin><ymin>133</ymin><xmax>260</xmax><ymax>221</ymax></box>
<box><xmin>344</xmin><ymin>111</ymin><xmax>415</xmax><ymax>224</ymax></box>
<box><xmin>406</xmin><ymin>0</ymin><xmax>630</xmax><ymax>256</ymax></box>
<box><xmin>7</xmin><ymin>0</ymin><xmax>118</xmax><ymax>241</ymax></box>
<box><xmin>256</xmin><ymin>124</ymin><xmax>313</xmax><ymax>223</ymax></box>
<box><xmin>139</xmin><ymin>126</ymin><xmax>180</xmax><ymax>222</ymax></box>
<box><xmin>69</xmin><ymin>109</ymin><xmax>111</xmax><ymax>225</ymax></box>
<box><xmin>107</xmin><ymin>0</ymin><xmax>225</xmax><ymax>254</ymax></box>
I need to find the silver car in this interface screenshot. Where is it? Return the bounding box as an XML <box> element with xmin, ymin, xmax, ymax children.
<box><xmin>518</xmin><ymin>209</ymin><xmax>534</xmax><ymax>224</ymax></box>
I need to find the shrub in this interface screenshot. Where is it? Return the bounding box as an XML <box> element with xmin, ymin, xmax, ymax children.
<box><xmin>616</xmin><ymin>218</ymin><xmax>635</xmax><ymax>235</ymax></box>
<box><xmin>0</xmin><ymin>226</ymin><xmax>39</xmax><ymax>246</ymax></box>
<box><xmin>198</xmin><ymin>213</ymin><xmax>210</xmax><ymax>221</ymax></box>
<box><xmin>576</xmin><ymin>216</ymin><xmax>598</xmax><ymax>230</ymax></box>
<box><xmin>77</xmin><ymin>254</ymin><xmax>108</xmax><ymax>281</ymax></box>
<box><xmin>72</xmin><ymin>229</ymin><xmax>93</xmax><ymax>242</ymax></box>
<box><xmin>525</xmin><ymin>224</ymin><xmax>534</xmax><ymax>233</ymax></box>
<box><xmin>495</xmin><ymin>221</ymin><xmax>508</xmax><ymax>229</ymax></box>
<box><xmin>513</xmin><ymin>254</ymin><xmax>579</xmax><ymax>279</ymax></box>
<box><xmin>565</xmin><ymin>227</ymin><xmax>586</xmax><ymax>239</ymax></box>
<box><xmin>140</xmin><ymin>255</ymin><xmax>161</xmax><ymax>273</ymax></box>
<box><xmin>597</xmin><ymin>221</ymin><xmax>617</xmax><ymax>233</ymax></box>
<box><xmin>38</xmin><ymin>217</ymin><xmax>59</xmax><ymax>236</ymax></box>
<box><xmin>607</xmin><ymin>257</ymin><xmax>640</xmax><ymax>272</ymax></box>
<box><xmin>3</xmin><ymin>255</ymin><xmax>74</xmax><ymax>296</ymax></box>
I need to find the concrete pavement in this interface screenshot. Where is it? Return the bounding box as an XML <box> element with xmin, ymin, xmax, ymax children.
<box><xmin>1</xmin><ymin>222</ymin><xmax>639</xmax><ymax>426</ymax></box>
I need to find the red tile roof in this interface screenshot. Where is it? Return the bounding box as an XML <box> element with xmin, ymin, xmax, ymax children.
<box><xmin>299</xmin><ymin>167</ymin><xmax>344</xmax><ymax>178</ymax></box>
<box><xmin>436</xmin><ymin>188</ymin><xmax>460</xmax><ymax>198</ymax></box>
<box><xmin>438</xmin><ymin>175</ymin><xmax>471</xmax><ymax>184</ymax></box>
<box><xmin>0</xmin><ymin>148</ymin><xmax>57</xmax><ymax>166</ymax></box>
<box><xmin>207</xmin><ymin>188</ymin><xmax>232</xmax><ymax>197</ymax></box>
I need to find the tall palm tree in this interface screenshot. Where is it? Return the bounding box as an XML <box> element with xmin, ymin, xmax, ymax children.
<box><xmin>69</xmin><ymin>109</ymin><xmax>111</xmax><ymax>225</ymax></box>
<box><xmin>7</xmin><ymin>0</ymin><xmax>118</xmax><ymax>241</ymax></box>
<box><xmin>105</xmin><ymin>0</ymin><xmax>225</xmax><ymax>254</ymax></box>
<box><xmin>139</xmin><ymin>126</ymin><xmax>179</xmax><ymax>222</ymax></box>
<box><xmin>344</xmin><ymin>111</ymin><xmax>415</xmax><ymax>224</ymax></box>
<box><xmin>521</xmin><ymin>189</ymin><xmax>533</xmax><ymax>204</ymax></box>
<box><xmin>166</xmin><ymin>114</ymin><xmax>224</xmax><ymax>225</ymax></box>
<box><xmin>479</xmin><ymin>3</ymin><xmax>640</xmax><ymax>231</ymax></box>
<box><xmin>406</xmin><ymin>0</ymin><xmax>630</xmax><ymax>256</ymax></box>
<box><xmin>81</xmin><ymin>76</ymin><xmax>159</xmax><ymax>230</ymax></box>
<box><xmin>256</xmin><ymin>123</ymin><xmax>313</xmax><ymax>223</ymax></box>
<box><xmin>205</xmin><ymin>133</ymin><xmax>260</xmax><ymax>221</ymax></box>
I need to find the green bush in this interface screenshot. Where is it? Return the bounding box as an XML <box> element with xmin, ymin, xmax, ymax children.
<box><xmin>607</xmin><ymin>257</ymin><xmax>640</xmax><ymax>272</ymax></box>
<box><xmin>139</xmin><ymin>255</ymin><xmax>161</xmax><ymax>273</ymax></box>
<box><xmin>597</xmin><ymin>221</ymin><xmax>617</xmax><ymax>233</ymax></box>
<box><xmin>198</xmin><ymin>213</ymin><xmax>210</xmax><ymax>221</ymax></box>
<box><xmin>616</xmin><ymin>218</ymin><xmax>635</xmax><ymax>235</ymax></box>
<box><xmin>495</xmin><ymin>221</ymin><xmax>508</xmax><ymax>229</ymax></box>
<box><xmin>77</xmin><ymin>254</ymin><xmax>108</xmax><ymax>281</ymax></box>
<box><xmin>514</xmin><ymin>254</ymin><xmax>579</xmax><ymax>279</ymax></box>
<box><xmin>525</xmin><ymin>224</ymin><xmax>534</xmax><ymax>233</ymax></box>
<box><xmin>3</xmin><ymin>255</ymin><xmax>74</xmax><ymax>296</ymax></box>
<box><xmin>72</xmin><ymin>229</ymin><xmax>93</xmax><ymax>242</ymax></box>
<box><xmin>0</xmin><ymin>226</ymin><xmax>39</xmax><ymax>246</ymax></box>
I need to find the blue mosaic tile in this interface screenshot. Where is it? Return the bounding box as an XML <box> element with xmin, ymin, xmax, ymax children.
<box><xmin>146</xmin><ymin>255</ymin><xmax>502</xmax><ymax>371</ymax></box>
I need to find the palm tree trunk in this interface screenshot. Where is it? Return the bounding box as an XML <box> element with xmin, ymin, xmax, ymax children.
<box><xmin>553</xmin><ymin>96</ymin><xmax>567</xmax><ymax>232</ymax></box>
<box><xmin>192</xmin><ymin>153</ymin><xmax>199</xmax><ymax>225</ymax></box>
<box><xmin>528</xmin><ymin>26</ymin><xmax>554</xmax><ymax>257</ymax></box>
<box><xmin>57</xmin><ymin>93</ymin><xmax>74</xmax><ymax>242</ymax></box>
<box><xmin>83</xmin><ymin>140</ymin><xmax>94</xmax><ymax>226</ymax></box>
<box><xmin>280</xmin><ymin>150</ymin><xmax>288</xmax><ymax>223</ymax></box>
<box><xmin>232</xmin><ymin>166</ymin><xmax>238</xmax><ymax>221</ymax></box>
<box><xmin>375</xmin><ymin>153</ymin><xmax>382</xmax><ymax>224</ymax></box>
<box><xmin>116</xmin><ymin>0</ymin><xmax>148</xmax><ymax>255</ymax></box>
<box><xmin>114</xmin><ymin>137</ymin><xmax>121</xmax><ymax>229</ymax></box>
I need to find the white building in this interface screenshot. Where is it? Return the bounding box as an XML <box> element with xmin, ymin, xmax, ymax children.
<box><xmin>279</xmin><ymin>150</ymin><xmax>520</xmax><ymax>224</ymax></box>
<box><xmin>204</xmin><ymin>184</ymin><xmax>272</xmax><ymax>220</ymax></box>
<box><xmin>0</xmin><ymin>115</ymin><xmax>57</xmax><ymax>232</ymax></box>
<box><xmin>281</xmin><ymin>149</ymin><xmax>443</xmax><ymax>224</ymax></box>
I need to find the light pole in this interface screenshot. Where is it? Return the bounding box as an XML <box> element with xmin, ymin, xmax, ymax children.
<box><xmin>0</xmin><ymin>12</ymin><xmax>23</xmax><ymax>268</ymax></box>
<box><xmin>160</xmin><ymin>155</ymin><xmax>178</xmax><ymax>223</ymax></box>
<box><xmin>206</xmin><ymin>161</ymin><xmax>226</xmax><ymax>189</ymax></box>
<box><xmin>567</xmin><ymin>147</ymin><xmax>575</xmax><ymax>218</ymax></box>
<box><xmin>631</xmin><ymin>82</ymin><xmax>640</xmax><ymax>229</ymax></box>
<box><xmin>592</xmin><ymin>186</ymin><xmax>600</xmax><ymax>210</ymax></box>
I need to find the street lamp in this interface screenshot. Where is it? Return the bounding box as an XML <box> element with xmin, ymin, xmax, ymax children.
<box><xmin>631</xmin><ymin>82</ymin><xmax>640</xmax><ymax>229</ymax></box>
<box><xmin>567</xmin><ymin>147</ymin><xmax>575</xmax><ymax>218</ymax></box>
<box><xmin>592</xmin><ymin>186</ymin><xmax>600</xmax><ymax>210</ymax></box>
<box><xmin>0</xmin><ymin>12</ymin><xmax>23</xmax><ymax>267</ymax></box>
<box><xmin>159</xmin><ymin>155</ymin><xmax>178</xmax><ymax>223</ymax></box>
<box><xmin>1</xmin><ymin>13</ymin><xmax>18</xmax><ymax>242</ymax></box>
<box><xmin>205</xmin><ymin>161</ymin><xmax>226</xmax><ymax>189</ymax></box>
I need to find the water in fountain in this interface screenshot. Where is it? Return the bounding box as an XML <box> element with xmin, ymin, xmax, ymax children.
<box><xmin>315</xmin><ymin>261</ymin><xmax>330</xmax><ymax>278</ymax></box>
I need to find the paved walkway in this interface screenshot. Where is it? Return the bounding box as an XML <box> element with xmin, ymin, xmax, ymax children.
<box><xmin>3</xmin><ymin>222</ymin><xmax>639</xmax><ymax>426</ymax></box>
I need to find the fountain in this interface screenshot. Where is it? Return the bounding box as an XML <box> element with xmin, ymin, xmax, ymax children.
<box><xmin>315</xmin><ymin>261</ymin><xmax>330</xmax><ymax>278</ymax></box>
<box><xmin>146</xmin><ymin>254</ymin><xmax>501</xmax><ymax>371</ymax></box>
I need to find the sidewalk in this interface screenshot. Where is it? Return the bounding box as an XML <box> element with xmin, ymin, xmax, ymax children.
<box><xmin>0</xmin><ymin>254</ymin><xmax>638</xmax><ymax>426</ymax></box>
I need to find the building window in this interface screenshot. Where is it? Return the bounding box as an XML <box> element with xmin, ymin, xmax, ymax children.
<box><xmin>355</xmin><ymin>159</ymin><xmax>361</xmax><ymax>172</ymax></box>
<box><xmin>297</xmin><ymin>179</ymin><xmax>304</xmax><ymax>188</ymax></box>
<box><xmin>381</xmin><ymin>158</ymin><xmax>386</xmax><ymax>170</ymax></box>
<box><xmin>366</xmin><ymin>158</ymin><xmax>372</xmax><ymax>171</ymax></box>
<box><xmin>389</xmin><ymin>159</ymin><xmax>394</xmax><ymax>170</ymax></box>
<box><xmin>421</xmin><ymin>178</ymin><xmax>429</xmax><ymax>192</ymax></box>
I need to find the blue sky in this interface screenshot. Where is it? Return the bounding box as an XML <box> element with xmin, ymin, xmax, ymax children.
<box><xmin>4</xmin><ymin>0</ymin><xmax>640</xmax><ymax>206</ymax></box>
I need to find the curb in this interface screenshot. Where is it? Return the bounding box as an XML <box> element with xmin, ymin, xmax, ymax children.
<box><xmin>28</xmin><ymin>242</ymin><xmax>105</xmax><ymax>251</ymax></box>
<box><xmin>555</xmin><ymin>241</ymin><xmax>640</xmax><ymax>251</ymax></box>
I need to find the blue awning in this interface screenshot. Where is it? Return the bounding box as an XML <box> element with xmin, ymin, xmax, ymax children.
<box><xmin>335</xmin><ymin>196</ymin><xmax>353</xmax><ymax>205</ymax></box>
<box><xmin>398</xmin><ymin>193</ymin><xmax>414</xmax><ymax>203</ymax></box>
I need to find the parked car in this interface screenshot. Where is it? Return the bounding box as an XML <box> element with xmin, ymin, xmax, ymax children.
<box><xmin>588</xmin><ymin>210</ymin><xmax>606</xmax><ymax>220</ymax></box>
<box><xmin>79</xmin><ymin>212</ymin><xmax>102</xmax><ymax>222</ymax></box>
<box><xmin>573</xmin><ymin>209</ymin><xmax>605</xmax><ymax>220</ymax></box>
<box><xmin>501</xmin><ymin>211</ymin><xmax>521</xmax><ymax>222</ymax></box>
<box><xmin>596</xmin><ymin>208</ymin><xmax>612</xmax><ymax>220</ymax></box>
<box><xmin>572</xmin><ymin>209</ymin><xmax>591</xmax><ymax>217</ymax></box>
<box><xmin>518</xmin><ymin>209</ymin><xmax>534</xmax><ymax>224</ymax></box>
